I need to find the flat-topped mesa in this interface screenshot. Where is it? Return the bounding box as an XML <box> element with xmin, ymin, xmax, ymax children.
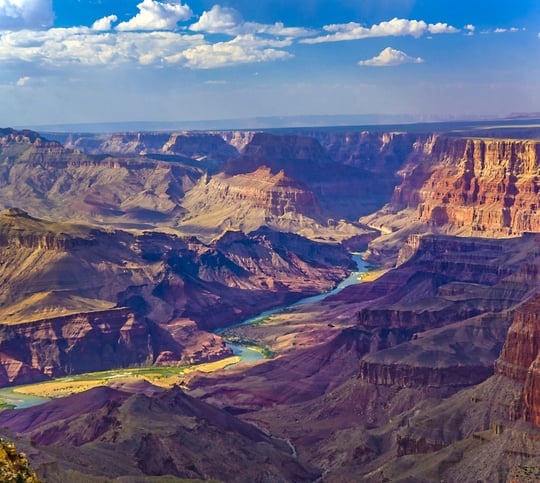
<box><xmin>396</xmin><ymin>233</ymin><xmax>512</xmax><ymax>282</ymax></box>
<box><xmin>0</xmin><ymin>128</ymin><xmax>59</xmax><ymax>148</ymax></box>
<box><xmin>391</xmin><ymin>137</ymin><xmax>540</xmax><ymax>235</ymax></box>
<box><xmin>199</xmin><ymin>167</ymin><xmax>321</xmax><ymax>217</ymax></box>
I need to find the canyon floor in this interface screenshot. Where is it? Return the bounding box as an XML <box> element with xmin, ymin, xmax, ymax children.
<box><xmin>0</xmin><ymin>121</ymin><xmax>539</xmax><ymax>481</ymax></box>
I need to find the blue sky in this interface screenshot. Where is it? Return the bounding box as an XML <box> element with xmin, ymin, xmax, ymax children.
<box><xmin>0</xmin><ymin>0</ymin><xmax>538</xmax><ymax>126</ymax></box>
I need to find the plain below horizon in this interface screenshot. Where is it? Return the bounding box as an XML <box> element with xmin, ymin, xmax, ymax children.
<box><xmin>14</xmin><ymin>112</ymin><xmax>513</xmax><ymax>135</ymax></box>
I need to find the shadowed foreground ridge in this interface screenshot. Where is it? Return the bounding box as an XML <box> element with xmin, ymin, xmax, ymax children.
<box><xmin>0</xmin><ymin>385</ymin><xmax>318</xmax><ymax>482</ymax></box>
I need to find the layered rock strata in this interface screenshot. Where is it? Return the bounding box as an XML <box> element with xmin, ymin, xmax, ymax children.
<box><xmin>387</xmin><ymin>137</ymin><xmax>540</xmax><ymax>235</ymax></box>
<box><xmin>0</xmin><ymin>209</ymin><xmax>353</xmax><ymax>385</ymax></box>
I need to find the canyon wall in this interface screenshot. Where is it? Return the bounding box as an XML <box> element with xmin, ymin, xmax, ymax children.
<box><xmin>495</xmin><ymin>295</ymin><xmax>540</xmax><ymax>427</ymax></box>
<box><xmin>389</xmin><ymin>137</ymin><xmax>540</xmax><ymax>235</ymax></box>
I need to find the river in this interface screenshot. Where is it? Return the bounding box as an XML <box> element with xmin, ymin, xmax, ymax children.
<box><xmin>224</xmin><ymin>253</ymin><xmax>370</xmax><ymax>365</ymax></box>
<box><xmin>0</xmin><ymin>253</ymin><xmax>370</xmax><ymax>408</ymax></box>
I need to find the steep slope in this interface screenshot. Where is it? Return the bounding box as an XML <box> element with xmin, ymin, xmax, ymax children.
<box><xmin>363</xmin><ymin>136</ymin><xmax>540</xmax><ymax>263</ymax></box>
<box><xmin>0</xmin><ymin>209</ymin><xmax>353</xmax><ymax>385</ymax></box>
<box><xmin>179</xmin><ymin>166</ymin><xmax>371</xmax><ymax>243</ymax></box>
<box><xmin>0</xmin><ymin>385</ymin><xmax>319</xmax><ymax>482</ymax></box>
<box><xmin>0</xmin><ymin>129</ymin><xmax>204</xmax><ymax>230</ymax></box>
<box><xmin>187</xmin><ymin>233</ymin><xmax>539</xmax><ymax>415</ymax></box>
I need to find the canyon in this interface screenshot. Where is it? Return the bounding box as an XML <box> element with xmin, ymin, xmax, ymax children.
<box><xmin>0</xmin><ymin>123</ymin><xmax>539</xmax><ymax>481</ymax></box>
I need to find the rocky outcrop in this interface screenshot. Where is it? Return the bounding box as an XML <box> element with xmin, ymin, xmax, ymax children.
<box><xmin>186</xmin><ymin>167</ymin><xmax>321</xmax><ymax>218</ymax></box>
<box><xmin>0</xmin><ymin>128</ymin><xmax>58</xmax><ymax>148</ymax></box>
<box><xmin>495</xmin><ymin>295</ymin><xmax>540</xmax><ymax>428</ymax></box>
<box><xmin>496</xmin><ymin>297</ymin><xmax>540</xmax><ymax>383</ymax></box>
<box><xmin>390</xmin><ymin>137</ymin><xmax>540</xmax><ymax>235</ymax></box>
<box><xmin>359</xmin><ymin>357</ymin><xmax>494</xmax><ymax>389</ymax></box>
<box><xmin>0</xmin><ymin>439</ymin><xmax>40</xmax><ymax>483</ymax></box>
<box><xmin>0</xmin><ymin>308</ymin><xmax>151</xmax><ymax>384</ymax></box>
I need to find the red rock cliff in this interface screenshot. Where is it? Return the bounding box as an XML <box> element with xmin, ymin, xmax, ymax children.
<box><xmin>495</xmin><ymin>295</ymin><xmax>540</xmax><ymax>427</ymax></box>
<box><xmin>391</xmin><ymin>137</ymin><xmax>540</xmax><ymax>235</ymax></box>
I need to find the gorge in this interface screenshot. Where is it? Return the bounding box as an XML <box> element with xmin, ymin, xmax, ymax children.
<box><xmin>0</xmin><ymin>121</ymin><xmax>539</xmax><ymax>481</ymax></box>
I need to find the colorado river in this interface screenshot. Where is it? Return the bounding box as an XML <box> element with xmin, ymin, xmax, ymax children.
<box><xmin>0</xmin><ymin>253</ymin><xmax>371</xmax><ymax>408</ymax></box>
<box><xmin>224</xmin><ymin>253</ymin><xmax>370</xmax><ymax>365</ymax></box>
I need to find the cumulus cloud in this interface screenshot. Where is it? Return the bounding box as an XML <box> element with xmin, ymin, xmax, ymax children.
<box><xmin>116</xmin><ymin>0</ymin><xmax>193</xmax><ymax>31</ymax></box>
<box><xmin>0</xmin><ymin>24</ymin><xmax>293</xmax><ymax>70</ymax></box>
<box><xmin>0</xmin><ymin>27</ymin><xmax>205</xmax><ymax>65</ymax></box>
<box><xmin>190</xmin><ymin>4</ymin><xmax>313</xmax><ymax>37</ymax></box>
<box><xmin>301</xmin><ymin>17</ymin><xmax>459</xmax><ymax>44</ymax></box>
<box><xmin>428</xmin><ymin>22</ymin><xmax>459</xmax><ymax>34</ymax></box>
<box><xmin>358</xmin><ymin>47</ymin><xmax>423</xmax><ymax>66</ymax></box>
<box><xmin>92</xmin><ymin>15</ymin><xmax>118</xmax><ymax>31</ymax></box>
<box><xmin>181</xmin><ymin>34</ymin><xmax>293</xmax><ymax>69</ymax></box>
<box><xmin>0</xmin><ymin>0</ymin><xmax>53</xmax><ymax>30</ymax></box>
<box><xmin>190</xmin><ymin>5</ymin><xmax>240</xmax><ymax>34</ymax></box>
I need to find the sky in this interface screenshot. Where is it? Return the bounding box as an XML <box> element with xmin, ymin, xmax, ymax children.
<box><xmin>0</xmin><ymin>0</ymin><xmax>538</xmax><ymax>127</ymax></box>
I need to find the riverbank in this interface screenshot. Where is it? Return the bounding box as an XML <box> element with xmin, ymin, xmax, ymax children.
<box><xmin>1</xmin><ymin>252</ymin><xmax>373</xmax><ymax>408</ymax></box>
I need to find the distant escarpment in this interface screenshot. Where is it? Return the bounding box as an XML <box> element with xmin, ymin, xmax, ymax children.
<box><xmin>60</xmin><ymin>131</ymin><xmax>239</xmax><ymax>163</ymax></box>
<box><xmin>0</xmin><ymin>129</ymin><xmax>205</xmax><ymax>228</ymax></box>
<box><xmin>0</xmin><ymin>209</ymin><xmax>353</xmax><ymax>385</ymax></box>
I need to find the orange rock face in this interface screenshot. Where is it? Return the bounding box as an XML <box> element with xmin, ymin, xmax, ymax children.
<box><xmin>392</xmin><ymin>137</ymin><xmax>540</xmax><ymax>235</ymax></box>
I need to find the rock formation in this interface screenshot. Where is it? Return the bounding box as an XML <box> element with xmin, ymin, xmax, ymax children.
<box><xmin>0</xmin><ymin>385</ymin><xmax>318</xmax><ymax>482</ymax></box>
<box><xmin>0</xmin><ymin>209</ymin><xmax>353</xmax><ymax>385</ymax></box>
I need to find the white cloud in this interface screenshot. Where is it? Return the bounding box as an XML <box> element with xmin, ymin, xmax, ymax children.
<box><xmin>428</xmin><ymin>22</ymin><xmax>459</xmax><ymax>34</ymax></box>
<box><xmin>494</xmin><ymin>27</ymin><xmax>520</xmax><ymax>33</ymax></box>
<box><xmin>0</xmin><ymin>0</ymin><xmax>53</xmax><ymax>30</ymax></box>
<box><xmin>181</xmin><ymin>34</ymin><xmax>293</xmax><ymax>69</ymax></box>
<box><xmin>358</xmin><ymin>47</ymin><xmax>423</xmax><ymax>67</ymax></box>
<box><xmin>190</xmin><ymin>5</ymin><xmax>241</xmax><ymax>34</ymax></box>
<box><xmin>301</xmin><ymin>17</ymin><xmax>459</xmax><ymax>44</ymax></box>
<box><xmin>465</xmin><ymin>24</ymin><xmax>475</xmax><ymax>32</ymax></box>
<box><xmin>15</xmin><ymin>75</ymin><xmax>30</xmax><ymax>86</ymax></box>
<box><xmin>92</xmin><ymin>15</ymin><xmax>118</xmax><ymax>32</ymax></box>
<box><xmin>190</xmin><ymin>4</ymin><xmax>313</xmax><ymax>37</ymax></box>
<box><xmin>0</xmin><ymin>27</ymin><xmax>205</xmax><ymax>65</ymax></box>
<box><xmin>0</xmin><ymin>25</ymin><xmax>293</xmax><ymax>70</ymax></box>
<box><xmin>116</xmin><ymin>0</ymin><xmax>193</xmax><ymax>31</ymax></box>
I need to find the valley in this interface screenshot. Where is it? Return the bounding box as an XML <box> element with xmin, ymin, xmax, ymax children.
<box><xmin>0</xmin><ymin>121</ymin><xmax>539</xmax><ymax>481</ymax></box>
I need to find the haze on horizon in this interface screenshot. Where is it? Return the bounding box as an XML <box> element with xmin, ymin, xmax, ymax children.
<box><xmin>0</xmin><ymin>0</ymin><xmax>538</xmax><ymax>128</ymax></box>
